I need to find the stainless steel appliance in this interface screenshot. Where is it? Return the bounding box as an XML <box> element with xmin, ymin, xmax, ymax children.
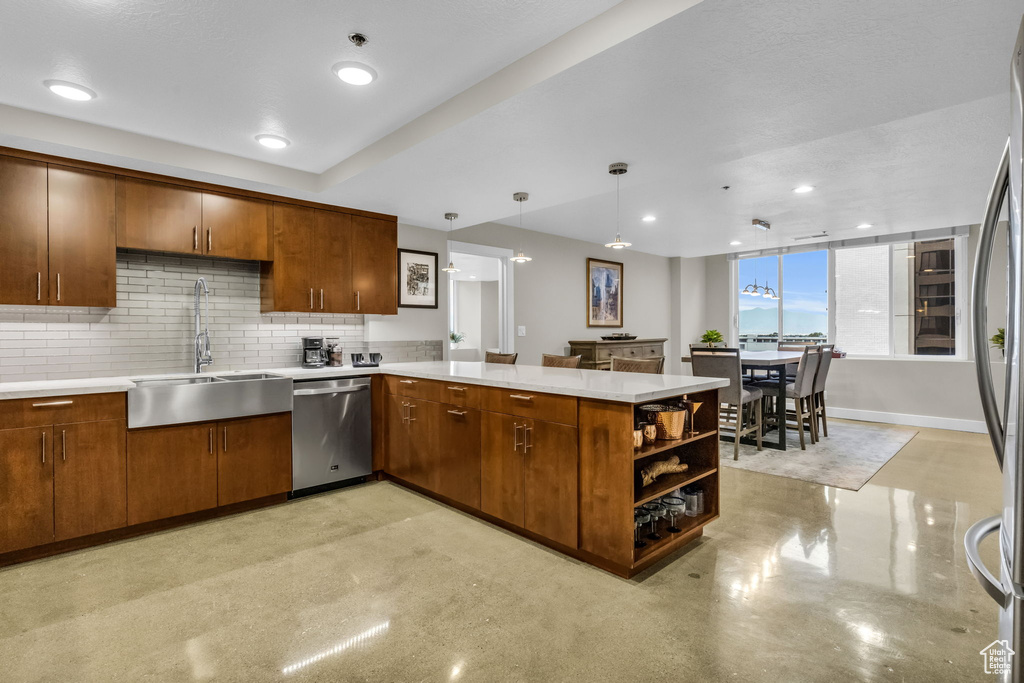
<box><xmin>291</xmin><ymin>376</ymin><xmax>372</xmax><ymax>495</ymax></box>
<box><xmin>969</xmin><ymin>15</ymin><xmax>1024</xmax><ymax>683</ymax></box>
<box><xmin>127</xmin><ymin>373</ymin><xmax>292</xmax><ymax>428</ymax></box>
<box><xmin>302</xmin><ymin>336</ymin><xmax>328</xmax><ymax>368</ymax></box>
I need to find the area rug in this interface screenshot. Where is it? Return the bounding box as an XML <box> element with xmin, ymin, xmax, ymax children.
<box><xmin>719</xmin><ymin>419</ymin><xmax>918</xmax><ymax>491</ymax></box>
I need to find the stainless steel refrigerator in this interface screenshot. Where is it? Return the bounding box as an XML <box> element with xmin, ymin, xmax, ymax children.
<box><xmin>969</xmin><ymin>14</ymin><xmax>1024</xmax><ymax>683</ymax></box>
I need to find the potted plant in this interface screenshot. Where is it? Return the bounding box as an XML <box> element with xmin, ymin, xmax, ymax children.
<box><xmin>992</xmin><ymin>328</ymin><xmax>1005</xmax><ymax>356</ymax></box>
<box><xmin>700</xmin><ymin>329</ymin><xmax>724</xmax><ymax>347</ymax></box>
<box><xmin>450</xmin><ymin>331</ymin><xmax>466</xmax><ymax>348</ymax></box>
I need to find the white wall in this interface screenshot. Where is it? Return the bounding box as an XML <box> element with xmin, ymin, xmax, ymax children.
<box><xmin>451</xmin><ymin>222</ymin><xmax>674</xmax><ymax>369</ymax></box>
<box><xmin>480</xmin><ymin>280</ymin><xmax>500</xmax><ymax>352</ymax></box>
<box><xmin>669</xmin><ymin>256</ymin><xmax>707</xmax><ymax>375</ymax></box>
<box><xmin>455</xmin><ymin>280</ymin><xmax>483</xmax><ymax>351</ymax></box>
<box><xmin>364</xmin><ymin>222</ymin><xmax>450</xmax><ymax>355</ymax></box>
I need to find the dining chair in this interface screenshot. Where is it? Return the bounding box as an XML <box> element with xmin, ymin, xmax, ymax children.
<box><xmin>811</xmin><ymin>344</ymin><xmax>835</xmax><ymax>437</ymax></box>
<box><xmin>542</xmin><ymin>353</ymin><xmax>582</xmax><ymax>368</ymax></box>
<box><xmin>753</xmin><ymin>345</ymin><xmax>821</xmax><ymax>450</ymax></box>
<box><xmin>776</xmin><ymin>342</ymin><xmax>811</xmax><ymax>379</ymax></box>
<box><xmin>484</xmin><ymin>352</ymin><xmax>518</xmax><ymax>364</ymax></box>
<box><xmin>691</xmin><ymin>347</ymin><xmax>762</xmax><ymax>460</ymax></box>
<box><xmin>610</xmin><ymin>356</ymin><xmax>664</xmax><ymax>374</ymax></box>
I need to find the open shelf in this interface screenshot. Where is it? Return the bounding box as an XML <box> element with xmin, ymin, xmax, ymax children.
<box><xmin>632</xmin><ymin>430</ymin><xmax>717</xmax><ymax>461</ymax></box>
<box><xmin>634</xmin><ymin>465</ymin><xmax>717</xmax><ymax>506</ymax></box>
<box><xmin>633</xmin><ymin>510</ymin><xmax>718</xmax><ymax>564</ymax></box>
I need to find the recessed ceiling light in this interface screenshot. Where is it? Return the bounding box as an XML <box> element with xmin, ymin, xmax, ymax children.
<box><xmin>793</xmin><ymin>185</ymin><xmax>815</xmax><ymax>194</ymax></box>
<box><xmin>44</xmin><ymin>79</ymin><xmax>95</xmax><ymax>101</ymax></box>
<box><xmin>255</xmin><ymin>134</ymin><xmax>290</xmax><ymax>149</ymax></box>
<box><xmin>333</xmin><ymin>61</ymin><xmax>377</xmax><ymax>86</ymax></box>
<box><xmin>730</xmin><ymin>240</ymin><xmax>742</xmax><ymax>246</ymax></box>
<box><xmin>642</xmin><ymin>215</ymin><xmax>656</xmax><ymax>222</ymax></box>
<box><xmin>856</xmin><ymin>223</ymin><xmax>873</xmax><ymax>229</ymax></box>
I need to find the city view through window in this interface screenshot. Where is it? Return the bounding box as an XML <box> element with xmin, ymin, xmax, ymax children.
<box><xmin>738</xmin><ymin>251</ymin><xmax>828</xmax><ymax>351</ymax></box>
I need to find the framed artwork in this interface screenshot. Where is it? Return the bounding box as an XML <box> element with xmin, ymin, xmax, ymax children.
<box><xmin>398</xmin><ymin>249</ymin><xmax>439</xmax><ymax>309</ymax></box>
<box><xmin>587</xmin><ymin>258</ymin><xmax>623</xmax><ymax>327</ymax></box>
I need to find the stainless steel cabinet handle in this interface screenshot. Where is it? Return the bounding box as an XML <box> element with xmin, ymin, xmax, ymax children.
<box><xmin>407</xmin><ymin>403</ymin><xmax>416</xmax><ymax>422</ymax></box>
<box><xmin>513</xmin><ymin>424</ymin><xmax>524</xmax><ymax>451</ymax></box>
<box><xmin>964</xmin><ymin>516</ymin><xmax>1009</xmax><ymax>606</ymax></box>
<box><xmin>447</xmin><ymin>386</ymin><xmax>466</xmax><ymax>392</ymax></box>
<box><xmin>193</xmin><ymin>226</ymin><xmax>198</xmax><ymax>250</ymax></box>
<box><xmin>309</xmin><ymin>288</ymin><xmax>314</xmax><ymax>310</ymax></box>
<box><xmin>209</xmin><ymin>428</ymin><xmax>214</xmax><ymax>455</ymax></box>
<box><xmin>207</xmin><ymin>228</ymin><xmax>212</xmax><ymax>251</ymax></box>
<box><xmin>320</xmin><ymin>289</ymin><xmax>324</xmax><ymax>310</ymax></box>
<box><xmin>400</xmin><ymin>379</ymin><xmax>417</xmax><ymax>384</ymax></box>
<box><xmin>37</xmin><ymin>272</ymin><xmax>41</xmax><ymax>301</ymax></box>
<box><xmin>524</xmin><ymin>426</ymin><xmax>533</xmax><ymax>451</ymax></box>
<box><xmin>41</xmin><ymin>431</ymin><xmax>46</xmax><ymax>464</ymax></box>
<box><xmin>509</xmin><ymin>394</ymin><xmax>534</xmax><ymax>402</ymax></box>
<box><xmin>56</xmin><ymin>273</ymin><xmax>61</xmax><ymax>302</ymax></box>
<box><xmin>223</xmin><ymin>427</ymin><xmax>227</xmax><ymax>452</ymax></box>
<box><xmin>61</xmin><ymin>429</ymin><xmax>66</xmax><ymax>461</ymax></box>
<box><xmin>401</xmin><ymin>402</ymin><xmax>410</xmax><ymax>423</ymax></box>
<box><xmin>973</xmin><ymin>139</ymin><xmax>1010</xmax><ymax>469</ymax></box>
<box><xmin>31</xmin><ymin>400</ymin><xmax>73</xmax><ymax>407</ymax></box>
<box><xmin>356</xmin><ymin>291</ymin><xmax>361</xmax><ymax>311</ymax></box>
<box><xmin>447</xmin><ymin>409</ymin><xmax>467</xmax><ymax>417</ymax></box>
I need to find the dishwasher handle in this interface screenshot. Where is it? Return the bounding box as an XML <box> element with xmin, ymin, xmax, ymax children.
<box><xmin>293</xmin><ymin>385</ymin><xmax>370</xmax><ymax>397</ymax></box>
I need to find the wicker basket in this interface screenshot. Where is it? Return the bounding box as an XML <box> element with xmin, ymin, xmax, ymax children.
<box><xmin>638</xmin><ymin>404</ymin><xmax>686</xmax><ymax>440</ymax></box>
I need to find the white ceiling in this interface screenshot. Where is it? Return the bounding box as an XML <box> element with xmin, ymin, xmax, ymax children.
<box><xmin>0</xmin><ymin>0</ymin><xmax>1020</xmax><ymax>257</ymax></box>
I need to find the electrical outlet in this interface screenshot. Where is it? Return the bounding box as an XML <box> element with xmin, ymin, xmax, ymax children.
<box><xmin>517</xmin><ymin>326</ymin><xmax>526</xmax><ymax>337</ymax></box>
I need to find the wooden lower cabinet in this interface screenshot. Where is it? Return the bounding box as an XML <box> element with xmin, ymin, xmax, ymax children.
<box><xmin>436</xmin><ymin>406</ymin><xmax>481</xmax><ymax>509</ymax></box>
<box><xmin>480</xmin><ymin>413</ymin><xmax>578</xmax><ymax>547</ymax></box>
<box><xmin>217</xmin><ymin>413</ymin><xmax>292</xmax><ymax>506</ymax></box>
<box><xmin>0</xmin><ymin>427</ymin><xmax>54</xmax><ymax>553</ymax></box>
<box><xmin>53</xmin><ymin>419</ymin><xmax>127</xmax><ymax>541</ymax></box>
<box><xmin>127</xmin><ymin>423</ymin><xmax>218</xmax><ymax>525</ymax></box>
<box><xmin>386</xmin><ymin>394</ymin><xmax>439</xmax><ymax>490</ymax></box>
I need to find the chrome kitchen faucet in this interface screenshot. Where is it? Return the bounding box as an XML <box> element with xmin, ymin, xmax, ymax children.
<box><xmin>193</xmin><ymin>277</ymin><xmax>213</xmax><ymax>373</ymax></box>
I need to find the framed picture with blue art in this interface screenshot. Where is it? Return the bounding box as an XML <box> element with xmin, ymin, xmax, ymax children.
<box><xmin>587</xmin><ymin>257</ymin><xmax>623</xmax><ymax>327</ymax></box>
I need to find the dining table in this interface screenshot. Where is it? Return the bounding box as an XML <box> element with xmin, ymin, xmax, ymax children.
<box><xmin>682</xmin><ymin>349</ymin><xmax>804</xmax><ymax>451</ymax></box>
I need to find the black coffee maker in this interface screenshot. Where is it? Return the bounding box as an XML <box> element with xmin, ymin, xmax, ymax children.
<box><xmin>301</xmin><ymin>337</ymin><xmax>328</xmax><ymax>368</ymax></box>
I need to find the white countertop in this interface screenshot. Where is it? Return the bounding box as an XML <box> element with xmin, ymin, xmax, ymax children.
<box><xmin>0</xmin><ymin>361</ymin><xmax>727</xmax><ymax>403</ymax></box>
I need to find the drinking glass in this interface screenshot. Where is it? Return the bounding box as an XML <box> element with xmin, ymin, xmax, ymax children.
<box><xmin>634</xmin><ymin>509</ymin><xmax>650</xmax><ymax>548</ymax></box>
<box><xmin>642</xmin><ymin>502</ymin><xmax>666</xmax><ymax>541</ymax></box>
<box><xmin>662</xmin><ymin>496</ymin><xmax>687</xmax><ymax>533</ymax></box>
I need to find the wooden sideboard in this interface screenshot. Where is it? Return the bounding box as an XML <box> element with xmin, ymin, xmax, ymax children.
<box><xmin>568</xmin><ymin>338</ymin><xmax>667</xmax><ymax>371</ymax></box>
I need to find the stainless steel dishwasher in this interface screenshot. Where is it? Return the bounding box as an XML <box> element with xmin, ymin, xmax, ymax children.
<box><xmin>291</xmin><ymin>376</ymin><xmax>372</xmax><ymax>496</ymax></box>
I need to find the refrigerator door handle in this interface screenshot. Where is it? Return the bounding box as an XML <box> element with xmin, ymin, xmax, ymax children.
<box><xmin>973</xmin><ymin>139</ymin><xmax>1011</xmax><ymax>469</ymax></box>
<box><xmin>965</xmin><ymin>515</ymin><xmax>1010</xmax><ymax>607</ymax></box>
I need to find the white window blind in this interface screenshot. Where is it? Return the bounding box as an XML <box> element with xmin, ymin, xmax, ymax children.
<box><xmin>834</xmin><ymin>245</ymin><xmax>890</xmax><ymax>355</ymax></box>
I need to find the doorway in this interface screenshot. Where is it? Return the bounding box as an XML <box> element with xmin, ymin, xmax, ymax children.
<box><xmin>447</xmin><ymin>241</ymin><xmax>514</xmax><ymax>361</ymax></box>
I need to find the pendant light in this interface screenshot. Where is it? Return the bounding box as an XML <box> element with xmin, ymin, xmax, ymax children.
<box><xmin>604</xmin><ymin>162</ymin><xmax>632</xmax><ymax>249</ymax></box>
<box><xmin>509</xmin><ymin>192</ymin><xmax>533</xmax><ymax>263</ymax></box>
<box><xmin>441</xmin><ymin>212</ymin><xmax>460</xmax><ymax>273</ymax></box>
<box><xmin>740</xmin><ymin>219</ymin><xmax>778</xmax><ymax>299</ymax></box>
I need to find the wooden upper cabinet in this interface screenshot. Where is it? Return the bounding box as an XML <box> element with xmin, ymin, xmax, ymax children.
<box><xmin>53</xmin><ymin>419</ymin><xmax>127</xmax><ymax>542</ymax></box>
<box><xmin>261</xmin><ymin>203</ymin><xmax>317</xmax><ymax>312</ymax></box>
<box><xmin>350</xmin><ymin>215</ymin><xmax>398</xmax><ymax>314</ymax></box>
<box><xmin>48</xmin><ymin>165</ymin><xmax>117</xmax><ymax>307</ymax></box>
<box><xmin>315</xmin><ymin>210</ymin><xmax>352</xmax><ymax>313</ymax></box>
<box><xmin>217</xmin><ymin>413</ymin><xmax>292</xmax><ymax>506</ymax></box>
<box><xmin>0</xmin><ymin>427</ymin><xmax>54</xmax><ymax>554</ymax></box>
<box><xmin>0</xmin><ymin>156</ymin><xmax>48</xmax><ymax>305</ymax></box>
<box><xmin>201</xmin><ymin>192</ymin><xmax>271</xmax><ymax>260</ymax></box>
<box><xmin>116</xmin><ymin>177</ymin><xmax>202</xmax><ymax>255</ymax></box>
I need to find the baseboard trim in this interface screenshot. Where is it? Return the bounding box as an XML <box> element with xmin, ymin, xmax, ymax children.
<box><xmin>828</xmin><ymin>406</ymin><xmax>987</xmax><ymax>433</ymax></box>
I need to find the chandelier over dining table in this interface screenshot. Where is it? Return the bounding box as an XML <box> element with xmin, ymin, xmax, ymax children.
<box><xmin>740</xmin><ymin>219</ymin><xmax>779</xmax><ymax>299</ymax></box>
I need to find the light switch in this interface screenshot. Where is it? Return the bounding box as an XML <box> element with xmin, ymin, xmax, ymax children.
<box><xmin>517</xmin><ymin>326</ymin><xmax>526</xmax><ymax>337</ymax></box>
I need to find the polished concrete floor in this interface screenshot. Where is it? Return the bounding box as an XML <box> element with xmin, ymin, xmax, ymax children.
<box><xmin>0</xmin><ymin>425</ymin><xmax>1004</xmax><ymax>682</ymax></box>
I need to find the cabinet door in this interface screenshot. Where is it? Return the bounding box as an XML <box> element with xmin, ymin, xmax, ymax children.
<box><xmin>386</xmin><ymin>395</ymin><xmax>438</xmax><ymax>489</ymax></box>
<box><xmin>314</xmin><ymin>210</ymin><xmax>352</xmax><ymax>313</ymax></box>
<box><xmin>116</xmin><ymin>177</ymin><xmax>202</xmax><ymax>255</ymax></box>
<box><xmin>480</xmin><ymin>412</ymin><xmax>525</xmax><ymax>528</ymax></box>
<box><xmin>350</xmin><ymin>214</ymin><xmax>397</xmax><ymax>314</ymax></box>
<box><xmin>217</xmin><ymin>413</ymin><xmax>292</xmax><ymax>506</ymax></box>
<box><xmin>53</xmin><ymin>420</ymin><xmax>127</xmax><ymax>541</ymax></box>
<box><xmin>523</xmin><ymin>420</ymin><xmax>578</xmax><ymax>548</ymax></box>
<box><xmin>48</xmin><ymin>165</ymin><xmax>117</xmax><ymax>307</ymax></box>
<box><xmin>262</xmin><ymin>203</ymin><xmax>316</xmax><ymax>312</ymax></box>
<box><xmin>386</xmin><ymin>393</ymin><xmax>414</xmax><ymax>481</ymax></box>
<box><xmin>0</xmin><ymin>427</ymin><xmax>53</xmax><ymax>553</ymax></box>
<box><xmin>437</xmin><ymin>406</ymin><xmax>481</xmax><ymax>509</ymax></box>
<box><xmin>202</xmin><ymin>192</ymin><xmax>271</xmax><ymax>260</ymax></box>
<box><xmin>127</xmin><ymin>423</ymin><xmax>218</xmax><ymax>525</ymax></box>
<box><xmin>0</xmin><ymin>156</ymin><xmax>48</xmax><ymax>305</ymax></box>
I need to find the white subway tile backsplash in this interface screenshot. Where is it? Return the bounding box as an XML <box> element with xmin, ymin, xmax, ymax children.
<box><xmin>0</xmin><ymin>252</ymin><xmax>442</xmax><ymax>382</ymax></box>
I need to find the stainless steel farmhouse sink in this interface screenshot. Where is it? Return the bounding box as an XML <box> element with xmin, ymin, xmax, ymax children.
<box><xmin>127</xmin><ymin>373</ymin><xmax>292</xmax><ymax>428</ymax></box>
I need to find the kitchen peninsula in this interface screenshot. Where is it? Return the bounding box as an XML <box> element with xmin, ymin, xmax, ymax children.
<box><xmin>0</xmin><ymin>362</ymin><xmax>726</xmax><ymax>577</ymax></box>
